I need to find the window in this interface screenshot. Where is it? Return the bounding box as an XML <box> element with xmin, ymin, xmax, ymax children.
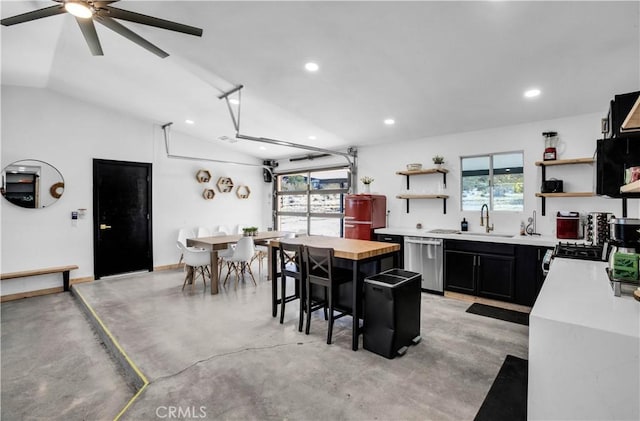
<box><xmin>276</xmin><ymin>168</ymin><xmax>350</xmax><ymax>236</ymax></box>
<box><xmin>461</xmin><ymin>152</ymin><xmax>523</xmax><ymax>211</ymax></box>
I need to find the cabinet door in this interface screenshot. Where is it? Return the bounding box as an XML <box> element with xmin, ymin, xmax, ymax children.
<box><xmin>477</xmin><ymin>254</ymin><xmax>515</xmax><ymax>301</ymax></box>
<box><xmin>444</xmin><ymin>250</ymin><xmax>476</xmax><ymax>294</ymax></box>
<box><xmin>515</xmin><ymin>246</ymin><xmax>537</xmax><ymax>306</ymax></box>
<box><xmin>515</xmin><ymin>245</ymin><xmax>553</xmax><ymax>306</ymax></box>
<box><xmin>375</xmin><ymin>234</ymin><xmax>404</xmax><ymax>270</ymax></box>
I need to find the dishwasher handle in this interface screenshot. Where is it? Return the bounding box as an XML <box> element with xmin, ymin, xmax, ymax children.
<box><xmin>404</xmin><ymin>238</ymin><xmax>442</xmax><ymax>246</ymax></box>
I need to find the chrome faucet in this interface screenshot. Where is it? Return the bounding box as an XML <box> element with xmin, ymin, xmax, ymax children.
<box><xmin>480</xmin><ymin>204</ymin><xmax>494</xmax><ymax>233</ymax></box>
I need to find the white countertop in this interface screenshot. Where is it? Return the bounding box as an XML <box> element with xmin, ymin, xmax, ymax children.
<box><xmin>375</xmin><ymin>227</ymin><xmax>560</xmax><ymax>247</ymax></box>
<box><xmin>531</xmin><ymin>258</ymin><xmax>639</xmax><ymax>338</ymax></box>
<box><xmin>528</xmin><ymin>257</ymin><xmax>640</xmax><ymax>420</ymax></box>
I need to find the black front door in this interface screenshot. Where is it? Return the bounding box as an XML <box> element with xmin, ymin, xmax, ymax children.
<box><xmin>93</xmin><ymin>159</ymin><xmax>153</xmax><ymax>279</ymax></box>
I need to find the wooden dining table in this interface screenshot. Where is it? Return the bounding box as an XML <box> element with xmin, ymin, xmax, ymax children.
<box><xmin>187</xmin><ymin>231</ymin><xmax>290</xmax><ymax>295</ymax></box>
<box><xmin>268</xmin><ymin>236</ymin><xmax>401</xmax><ymax>351</ymax></box>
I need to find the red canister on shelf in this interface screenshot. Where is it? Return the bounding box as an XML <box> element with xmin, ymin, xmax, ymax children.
<box><xmin>557</xmin><ymin>211</ymin><xmax>581</xmax><ymax>239</ymax></box>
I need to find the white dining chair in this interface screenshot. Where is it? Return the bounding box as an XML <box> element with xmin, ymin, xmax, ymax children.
<box><xmin>197</xmin><ymin>226</ymin><xmax>212</xmax><ymax>238</ymax></box>
<box><xmin>223</xmin><ymin>236</ymin><xmax>257</xmax><ymax>289</ymax></box>
<box><xmin>177</xmin><ymin>228</ymin><xmax>196</xmax><ymax>265</ymax></box>
<box><xmin>177</xmin><ymin>241</ymin><xmax>209</xmax><ymax>292</ymax></box>
<box><xmin>208</xmin><ymin>231</ymin><xmax>234</xmax><ymax>278</ymax></box>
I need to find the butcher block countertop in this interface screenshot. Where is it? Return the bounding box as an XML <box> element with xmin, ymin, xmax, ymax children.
<box><xmin>270</xmin><ymin>236</ymin><xmax>400</xmax><ymax>261</ymax></box>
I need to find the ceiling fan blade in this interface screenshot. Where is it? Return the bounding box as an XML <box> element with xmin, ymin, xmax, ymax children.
<box><xmin>75</xmin><ymin>17</ymin><xmax>103</xmax><ymax>56</ymax></box>
<box><xmin>95</xmin><ymin>15</ymin><xmax>169</xmax><ymax>58</ymax></box>
<box><xmin>101</xmin><ymin>6</ymin><xmax>203</xmax><ymax>37</ymax></box>
<box><xmin>1</xmin><ymin>5</ymin><xmax>65</xmax><ymax>26</ymax></box>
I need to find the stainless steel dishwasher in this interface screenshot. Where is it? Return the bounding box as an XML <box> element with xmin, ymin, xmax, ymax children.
<box><xmin>403</xmin><ymin>236</ymin><xmax>443</xmax><ymax>293</ymax></box>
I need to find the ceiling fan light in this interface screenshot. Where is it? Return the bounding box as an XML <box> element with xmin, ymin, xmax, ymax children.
<box><xmin>65</xmin><ymin>1</ymin><xmax>93</xmax><ymax>19</ymax></box>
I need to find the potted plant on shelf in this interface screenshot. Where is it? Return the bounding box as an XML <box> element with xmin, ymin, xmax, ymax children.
<box><xmin>360</xmin><ymin>176</ymin><xmax>374</xmax><ymax>193</ymax></box>
<box><xmin>432</xmin><ymin>155</ymin><xmax>445</xmax><ymax>168</ymax></box>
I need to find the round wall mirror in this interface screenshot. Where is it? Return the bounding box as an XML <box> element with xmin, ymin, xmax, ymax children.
<box><xmin>1</xmin><ymin>159</ymin><xmax>64</xmax><ymax>209</ymax></box>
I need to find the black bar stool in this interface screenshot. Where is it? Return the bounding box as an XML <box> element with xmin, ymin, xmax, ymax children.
<box><xmin>302</xmin><ymin>246</ymin><xmax>354</xmax><ymax>344</ymax></box>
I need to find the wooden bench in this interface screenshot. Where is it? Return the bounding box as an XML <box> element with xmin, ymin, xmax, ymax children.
<box><xmin>1</xmin><ymin>265</ymin><xmax>79</xmax><ymax>292</ymax></box>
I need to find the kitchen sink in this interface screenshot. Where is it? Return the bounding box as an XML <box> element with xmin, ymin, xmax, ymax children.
<box><xmin>456</xmin><ymin>232</ymin><xmax>514</xmax><ymax>238</ymax></box>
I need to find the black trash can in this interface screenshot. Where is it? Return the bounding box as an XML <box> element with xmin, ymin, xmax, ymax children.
<box><xmin>363</xmin><ymin>268</ymin><xmax>421</xmax><ymax>358</ymax></box>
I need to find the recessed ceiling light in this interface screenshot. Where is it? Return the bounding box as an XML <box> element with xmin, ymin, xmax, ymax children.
<box><xmin>524</xmin><ymin>88</ymin><xmax>541</xmax><ymax>98</ymax></box>
<box><xmin>384</xmin><ymin>118</ymin><xmax>395</xmax><ymax>125</ymax></box>
<box><xmin>259</xmin><ymin>146</ymin><xmax>267</xmax><ymax>150</ymax></box>
<box><xmin>185</xmin><ymin>119</ymin><xmax>194</xmax><ymax>125</ymax></box>
<box><xmin>305</xmin><ymin>62</ymin><xmax>319</xmax><ymax>72</ymax></box>
<box><xmin>229</xmin><ymin>98</ymin><xmax>240</xmax><ymax>105</ymax></box>
<box><xmin>308</xmin><ymin>135</ymin><xmax>317</xmax><ymax>140</ymax></box>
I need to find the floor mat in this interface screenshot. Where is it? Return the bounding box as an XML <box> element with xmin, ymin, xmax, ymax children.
<box><xmin>474</xmin><ymin>355</ymin><xmax>528</xmax><ymax>421</ymax></box>
<box><xmin>466</xmin><ymin>303</ymin><xmax>529</xmax><ymax>326</ymax></box>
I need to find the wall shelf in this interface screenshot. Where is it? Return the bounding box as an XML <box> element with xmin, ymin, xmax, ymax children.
<box><xmin>195</xmin><ymin>169</ymin><xmax>212</xmax><ymax>183</ymax></box>
<box><xmin>396</xmin><ymin>168</ymin><xmax>448</xmax><ymax>190</ymax></box>
<box><xmin>534</xmin><ymin>158</ymin><xmax>594</xmax><ymax>167</ymax></box>
<box><xmin>535</xmin><ymin>157</ymin><xmax>595</xmax><ymax>215</ymax></box>
<box><xmin>620</xmin><ymin>180</ymin><xmax>640</xmax><ymax>194</ymax></box>
<box><xmin>535</xmin><ymin>192</ymin><xmax>595</xmax><ymax>198</ymax></box>
<box><xmin>236</xmin><ymin>185</ymin><xmax>251</xmax><ymax>199</ymax></box>
<box><xmin>396</xmin><ymin>167</ymin><xmax>448</xmax><ymax>213</ymax></box>
<box><xmin>216</xmin><ymin>177</ymin><xmax>234</xmax><ymax>193</ymax></box>
<box><xmin>396</xmin><ymin>194</ymin><xmax>449</xmax><ymax>213</ymax></box>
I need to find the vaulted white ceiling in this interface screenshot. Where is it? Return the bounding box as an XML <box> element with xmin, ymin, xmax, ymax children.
<box><xmin>2</xmin><ymin>1</ymin><xmax>639</xmax><ymax>159</ymax></box>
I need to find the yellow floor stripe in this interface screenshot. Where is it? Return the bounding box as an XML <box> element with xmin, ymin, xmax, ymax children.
<box><xmin>113</xmin><ymin>383</ymin><xmax>148</xmax><ymax>421</ymax></box>
<box><xmin>73</xmin><ymin>288</ymin><xmax>149</xmax><ymax>421</ymax></box>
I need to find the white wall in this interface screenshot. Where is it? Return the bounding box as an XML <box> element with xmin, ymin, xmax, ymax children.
<box><xmin>1</xmin><ymin>86</ymin><xmax>266</xmax><ymax>292</ymax></box>
<box><xmin>357</xmin><ymin>112</ymin><xmax>638</xmax><ymax>236</ymax></box>
<box><xmin>3</xmin><ymin>86</ymin><xmax>636</xmax><ymax>296</ymax></box>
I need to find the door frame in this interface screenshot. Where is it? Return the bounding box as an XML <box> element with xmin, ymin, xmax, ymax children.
<box><xmin>92</xmin><ymin>158</ymin><xmax>153</xmax><ymax>279</ymax></box>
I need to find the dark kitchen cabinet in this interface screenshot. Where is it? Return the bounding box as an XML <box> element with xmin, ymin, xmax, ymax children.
<box><xmin>477</xmin><ymin>254</ymin><xmax>515</xmax><ymax>301</ymax></box>
<box><xmin>375</xmin><ymin>233</ymin><xmax>404</xmax><ymax>271</ymax></box>
<box><xmin>444</xmin><ymin>240</ymin><xmax>516</xmax><ymax>301</ymax></box>
<box><xmin>515</xmin><ymin>245</ymin><xmax>553</xmax><ymax>306</ymax></box>
<box><xmin>444</xmin><ymin>250</ymin><xmax>476</xmax><ymax>294</ymax></box>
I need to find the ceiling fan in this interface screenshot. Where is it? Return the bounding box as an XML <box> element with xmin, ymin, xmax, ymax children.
<box><xmin>0</xmin><ymin>0</ymin><xmax>203</xmax><ymax>58</ymax></box>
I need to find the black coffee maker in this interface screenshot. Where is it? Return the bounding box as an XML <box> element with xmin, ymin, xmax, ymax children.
<box><xmin>609</xmin><ymin>218</ymin><xmax>640</xmax><ymax>250</ymax></box>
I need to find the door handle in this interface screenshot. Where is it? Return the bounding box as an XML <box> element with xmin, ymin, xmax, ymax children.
<box><xmin>100</xmin><ymin>224</ymin><xmax>112</xmax><ymax>230</ymax></box>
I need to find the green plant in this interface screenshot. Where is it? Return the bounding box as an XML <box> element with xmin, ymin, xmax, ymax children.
<box><xmin>360</xmin><ymin>176</ymin><xmax>374</xmax><ymax>185</ymax></box>
<box><xmin>242</xmin><ymin>226</ymin><xmax>259</xmax><ymax>235</ymax></box>
<box><xmin>432</xmin><ymin>155</ymin><xmax>444</xmax><ymax>164</ymax></box>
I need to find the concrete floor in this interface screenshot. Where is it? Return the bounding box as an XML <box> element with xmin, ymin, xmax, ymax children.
<box><xmin>1</xmin><ymin>268</ymin><xmax>528</xmax><ymax>420</ymax></box>
<box><xmin>0</xmin><ymin>293</ymin><xmax>134</xmax><ymax>420</ymax></box>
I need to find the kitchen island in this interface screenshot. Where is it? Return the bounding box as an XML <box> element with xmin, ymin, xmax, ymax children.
<box><xmin>528</xmin><ymin>258</ymin><xmax>640</xmax><ymax>420</ymax></box>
